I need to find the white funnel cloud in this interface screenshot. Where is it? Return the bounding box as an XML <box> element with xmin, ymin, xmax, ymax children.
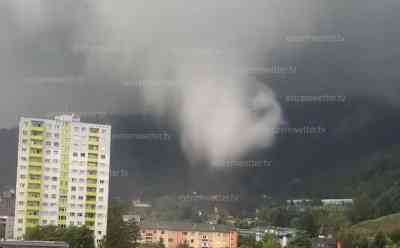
<box><xmin>177</xmin><ymin>75</ymin><xmax>282</xmax><ymax>164</ymax></box>
<box><xmin>137</xmin><ymin>60</ymin><xmax>282</xmax><ymax>165</ymax></box>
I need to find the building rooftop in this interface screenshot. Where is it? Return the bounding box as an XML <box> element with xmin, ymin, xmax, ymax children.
<box><xmin>140</xmin><ymin>221</ymin><xmax>236</xmax><ymax>233</ymax></box>
<box><xmin>249</xmin><ymin>226</ymin><xmax>298</xmax><ymax>233</ymax></box>
<box><xmin>0</xmin><ymin>241</ymin><xmax>69</xmax><ymax>247</ymax></box>
<box><xmin>20</xmin><ymin>114</ymin><xmax>111</xmax><ymax>128</ymax></box>
<box><xmin>311</xmin><ymin>237</ymin><xmax>337</xmax><ymax>248</ymax></box>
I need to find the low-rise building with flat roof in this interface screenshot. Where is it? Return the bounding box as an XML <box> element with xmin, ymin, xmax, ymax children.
<box><xmin>0</xmin><ymin>241</ymin><xmax>69</xmax><ymax>248</ymax></box>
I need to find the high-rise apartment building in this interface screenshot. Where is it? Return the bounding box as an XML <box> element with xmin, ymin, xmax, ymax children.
<box><xmin>14</xmin><ymin>114</ymin><xmax>111</xmax><ymax>244</ymax></box>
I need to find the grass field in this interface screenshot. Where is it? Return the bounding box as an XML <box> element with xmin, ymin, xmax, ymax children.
<box><xmin>351</xmin><ymin>213</ymin><xmax>400</xmax><ymax>235</ymax></box>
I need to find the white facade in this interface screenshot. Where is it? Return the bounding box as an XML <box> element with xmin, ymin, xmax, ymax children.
<box><xmin>14</xmin><ymin>115</ymin><xmax>111</xmax><ymax>244</ymax></box>
<box><xmin>0</xmin><ymin>216</ymin><xmax>14</xmax><ymax>240</ymax></box>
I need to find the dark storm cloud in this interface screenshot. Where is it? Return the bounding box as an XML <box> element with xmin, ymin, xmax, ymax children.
<box><xmin>0</xmin><ymin>0</ymin><xmax>399</xmax><ymax>163</ymax></box>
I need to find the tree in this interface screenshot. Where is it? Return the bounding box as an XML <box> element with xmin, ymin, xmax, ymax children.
<box><xmin>311</xmin><ymin>208</ymin><xmax>350</xmax><ymax>236</ymax></box>
<box><xmin>102</xmin><ymin>201</ymin><xmax>140</xmax><ymax>248</ymax></box>
<box><xmin>386</xmin><ymin>237</ymin><xmax>399</xmax><ymax>248</ymax></box>
<box><xmin>338</xmin><ymin>230</ymin><xmax>369</xmax><ymax>248</ymax></box>
<box><xmin>63</xmin><ymin>226</ymin><xmax>95</xmax><ymax>248</ymax></box>
<box><xmin>239</xmin><ymin>236</ymin><xmax>258</xmax><ymax>248</ymax></box>
<box><xmin>271</xmin><ymin>208</ymin><xmax>291</xmax><ymax>227</ymax></box>
<box><xmin>297</xmin><ymin>211</ymin><xmax>318</xmax><ymax>237</ymax></box>
<box><xmin>25</xmin><ymin>225</ymin><xmax>94</xmax><ymax>248</ymax></box>
<box><xmin>389</xmin><ymin>229</ymin><xmax>400</xmax><ymax>244</ymax></box>
<box><xmin>25</xmin><ymin>225</ymin><xmax>62</xmax><ymax>241</ymax></box>
<box><xmin>372</xmin><ymin>231</ymin><xmax>387</xmax><ymax>248</ymax></box>
<box><xmin>257</xmin><ymin>207</ymin><xmax>292</xmax><ymax>227</ymax></box>
<box><xmin>259</xmin><ymin>234</ymin><xmax>281</xmax><ymax>248</ymax></box>
<box><xmin>348</xmin><ymin>193</ymin><xmax>375</xmax><ymax>223</ymax></box>
<box><xmin>288</xmin><ymin>232</ymin><xmax>311</xmax><ymax>248</ymax></box>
